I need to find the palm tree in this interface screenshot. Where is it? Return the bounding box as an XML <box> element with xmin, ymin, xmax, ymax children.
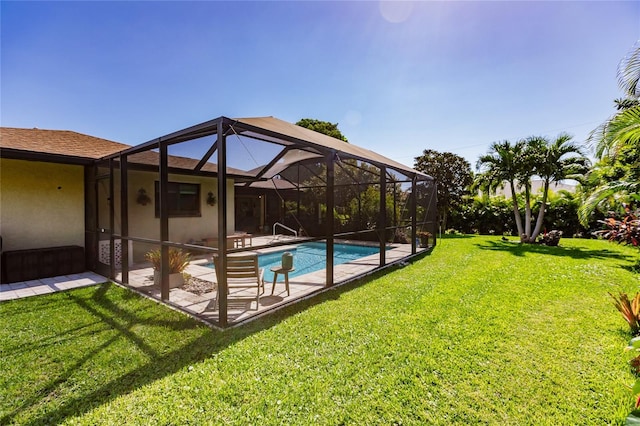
<box><xmin>580</xmin><ymin>43</ymin><xmax>640</xmax><ymax>225</ymax></box>
<box><xmin>529</xmin><ymin>134</ymin><xmax>589</xmax><ymax>241</ymax></box>
<box><xmin>593</xmin><ymin>42</ymin><xmax>640</xmax><ymax>159</ymax></box>
<box><xmin>591</xmin><ymin>103</ymin><xmax>640</xmax><ymax>161</ymax></box>
<box><xmin>476</xmin><ymin>140</ymin><xmax>526</xmax><ymax>240</ymax></box>
<box><xmin>519</xmin><ymin>136</ymin><xmax>548</xmax><ymax>238</ymax></box>
<box><xmin>618</xmin><ymin>41</ymin><xmax>640</xmax><ymax>98</ymax></box>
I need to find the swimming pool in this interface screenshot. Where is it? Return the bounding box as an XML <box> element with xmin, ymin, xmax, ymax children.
<box><xmin>212</xmin><ymin>242</ymin><xmax>382</xmax><ymax>283</ymax></box>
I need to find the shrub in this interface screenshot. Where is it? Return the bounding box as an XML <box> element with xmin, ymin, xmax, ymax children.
<box><xmin>145</xmin><ymin>248</ymin><xmax>191</xmax><ymax>273</ymax></box>
<box><xmin>609</xmin><ymin>292</ymin><xmax>640</xmax><ymax>335</ymax></box>
<box><xmin>595</xmin><ymin>207</ymin><xmax>640</xmax><ymax>246</ymax></box>
<box><xmin>393</xmin><ymin>228</ymin><xmax>411</xmax><ymax>244</ymax></box>
<box><xmin>538</xmin><ymin>230</ymin><xmax>562</xmax><ymax>246</ymax></box>
<box><xmin>625</xmin><ymin>337</ymin><xmax>640</xmax><ymax>423</ymax></box>
<box><xmin>417</xmin><ymin>231</ymin><xmax>432</xmax><ymax>247</ymax></box>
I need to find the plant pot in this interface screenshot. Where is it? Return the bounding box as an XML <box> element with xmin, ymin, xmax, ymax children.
<box><xmin>153</xmin><ymin>271</ymin><xmax>184</xmax><ymax>288</ymax></box>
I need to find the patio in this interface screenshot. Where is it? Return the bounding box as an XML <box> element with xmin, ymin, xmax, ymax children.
<box><xmin>119</xmin><ymin>236</ymin><xmax>428</xmax><ymax>325</ymax></box>
<box><xmin>0</xmin><ymin>271</ymin><xmax>108</xmax><ymax>301</ymax></box>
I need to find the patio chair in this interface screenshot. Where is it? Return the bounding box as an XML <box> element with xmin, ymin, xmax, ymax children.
<box><xmin>213</xmin><ymin>254</ymin><xmax>264</xmax><ymax>310</ymax></box>
<box><xmin>270</xmin><ymin>252</ymin><xmax>295</xmax><ymax>297</ymax></box>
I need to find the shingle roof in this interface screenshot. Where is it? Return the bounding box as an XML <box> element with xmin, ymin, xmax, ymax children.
<box><xmin>127</xmin><ymin>150</ymin><xmax>254</xmax><ymax>178</ymax></box>
<box><xmin>0</xmin><ymin>127</ymin><xmax>130</xmax><ymax>160</ymax></box>
<box><xmin>0</xmin><ymin>127</ymin><xmax>252</xmax><ymax>177</ymax></box>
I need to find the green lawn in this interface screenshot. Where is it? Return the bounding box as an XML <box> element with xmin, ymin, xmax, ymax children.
<box><xmin>1</xmin><ymin>236</ymin><xmax>639</xmax><ymax>425</ymax></box>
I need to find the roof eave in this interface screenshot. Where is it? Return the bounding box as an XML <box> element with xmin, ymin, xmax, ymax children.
<box><xmin>0</xmin><ymin>148</ymin><xmax>94</xmax><ymax>165</ymax></box>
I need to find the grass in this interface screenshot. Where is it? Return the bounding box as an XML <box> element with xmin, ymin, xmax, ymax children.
<box><xmin>1</xmin><ymin>236</ymin><xmax>639</xmax><ymax>425</ymax></box>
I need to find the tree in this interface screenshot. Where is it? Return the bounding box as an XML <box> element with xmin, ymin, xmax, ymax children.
<box><xmin>292</xmin><ymin>118</ymin><xmax>405</xmax><ymax>239</ymax></box>
<box><xmin>528</xmin><ymin>134</ymin><xmax>589</xmax><ymax>240</ymax></box>
<box><xmin>414</xmin><ymin>150</ymin><xmax>473</xmax><ymax>232</ymax></box>
<box><xmin>296</xmin><ymin>118</ymin><xmax>349</xmax><ymax>142</ymax></box>
<box><xmin>476</xmin><ymin>136</ymin><xmax>587</xmax><ymax>243</ymax></box>
<box><xmin>580</xmin><ymin>43</ymin><xmax>640</xmax><ymax>225</ymax></box>
<box><xmin>517</xmin><ymin>137</ymin><xmax>542</xmax><ymax>238</ymax></box>
<box><xmin>475</xmin><ymin>140</ymin><xmax>526</xmax><ymax>240</ymax></box>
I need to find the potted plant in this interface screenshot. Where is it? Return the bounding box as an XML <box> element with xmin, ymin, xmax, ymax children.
<box><xmin>417</xmin><ymin>231</ymin><xmax>432</xmax><ymax>248</ymax></box>
<box><xmin>145</xmin><ymin>248</ymin><xmax>191</xmax><ymax>288</ymax></box>
<box><xmin>538</xmin><ymin>230</ymin><xmax>562</xmax><ymax>246</ymax></box>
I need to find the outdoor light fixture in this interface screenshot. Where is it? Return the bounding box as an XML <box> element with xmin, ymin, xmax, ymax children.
<box><xmin>206</xmin><ymin>191</ymin><xmax>216</xmax><ymax>206</ymax></box>
<box><xmin>136</xmin><ymin>188</ymin><xmax>151</xmax><ymax>206</ymax></box>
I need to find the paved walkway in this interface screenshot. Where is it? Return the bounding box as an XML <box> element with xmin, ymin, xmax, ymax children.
<box><xmin>0</xmin><ymin>272</ymin><xmax>108</xmax><ymax>302</ymax></box>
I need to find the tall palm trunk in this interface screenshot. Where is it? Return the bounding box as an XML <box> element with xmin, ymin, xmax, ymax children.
<box><xmin>531</xmin><ymin>180</ymin><xmax>550</xmax><ymax>240</ymax></box>
<box><xmin>523</xmin><ymin>184</ymin><xmax>532</xmax><ymax>239</ymax></box>
<box><xmin>509</xmin><ymin>180</ymin><xmax>525</xmax><ymax>240</ymax></box>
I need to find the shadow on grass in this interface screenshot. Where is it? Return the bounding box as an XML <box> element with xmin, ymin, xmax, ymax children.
<box><xmin>474</xmin><ymin>239</ymin><xmax>636</xmax><ymax>263</ymax></box>
<box><xmin>2</xmin><ymin>270</ymin><xmax>401</xmax><ymax>426</ymax></box>
<box><xmin>621</xmin><ymin>259</ymin><xmax>640</xmax><ymax>274</ymax></box>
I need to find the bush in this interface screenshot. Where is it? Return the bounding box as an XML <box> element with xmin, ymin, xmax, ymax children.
<box><xmin>538</xmin><ymin>230</ymin><xmax>562</xmax><ymax>246</ymax></box>
<box><xmin>417</xmin><ymin>231</ymin><xmax>432</xmax><ymax>247</ymax></box>
<box><xmin>595</xmin><ymin>207</ymin><xmax>640</xmax><ymax>246</ymax></box>
<box><xmin>393</xmin><ymin>228</ymin><xmax>411</xmax><ymax>244</ymax></box>
<box><xmin>610</xmin><ymin>292</ymin><xmax>640</xmax><ymax>336</ymax></box>
<box><xmin>145</xmin><ymin>248</ymin><xmax>191</xmax><ymax>273</ymax></box>
<box><xmin>448</xmin><ymin>192</ymin><xmax>595</xmax><ymax>237</ymax></box>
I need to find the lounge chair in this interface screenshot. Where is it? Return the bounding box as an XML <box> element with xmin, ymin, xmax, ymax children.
<box><xmin>213</xmin><ymin>254</ymin><xmax>264</xmax><ymax>310</ymax></box>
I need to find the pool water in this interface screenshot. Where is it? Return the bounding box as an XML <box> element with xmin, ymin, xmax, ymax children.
<box><xmin>211</xmin><ymin>242</ymin><xmax>382</xmax><ymax>283</ymax></box>
<box><xmin>259</xmin><ymin>242</ymin><xmax>382</xmax><ymax>282</ymax></box>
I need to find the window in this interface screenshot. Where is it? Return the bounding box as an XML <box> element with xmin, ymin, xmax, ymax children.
<box><xmin>154</xmin><ymin>181</ymin><xmax>201</xmax><ymax>218</ymax></box>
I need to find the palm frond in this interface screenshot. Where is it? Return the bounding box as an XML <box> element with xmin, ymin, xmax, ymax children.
<box><xmin>590</xmin><ymin>105</ymin><xmax>640</xmax><ymax>161</ymax></box>
<box><xmin>604</xmin><ymin>105</ymin><xmax>640</xmax><ymax>153</ymax></box>
<box><xmin>618</xmin><ymin>42</ymin><xmax>640</xmax><ymax>98</ymax></box>
<box><xmin>578</xmin><ymin>180</ymin><xmax>639</xmax><ymax>226</ymax></box>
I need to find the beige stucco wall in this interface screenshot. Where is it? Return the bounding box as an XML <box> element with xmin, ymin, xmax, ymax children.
<box><xmin>98</xmin><ymin>169</ymin><xmax>235</xmax><ymax>262</ymax></box>
<box><xmin>0</xmin><ymin>158</ymin><xmax>85</xmax><ymax>251</ymax></box>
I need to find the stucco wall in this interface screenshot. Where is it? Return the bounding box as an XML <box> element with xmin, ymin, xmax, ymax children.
<box><xmin>0</xmin><ymin>158</ymin><xmax>85</xmax><ymax>251</ymax></box>
<box><xmin>98</xmin><ymin>169</ymin><xmax>235</xmax><ymax>262</ymax></box>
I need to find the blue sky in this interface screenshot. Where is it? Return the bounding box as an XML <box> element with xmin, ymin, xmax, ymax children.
<box><xmin>2</xmin><ymin>1</ymin><xmax>639</xmax><ymax>169</ymax></box>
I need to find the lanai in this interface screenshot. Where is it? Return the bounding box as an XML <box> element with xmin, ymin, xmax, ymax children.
<box><xmin>95</xmin><ymin>116</ymin><xmax>437</xmax><ymax>328</ymax></box>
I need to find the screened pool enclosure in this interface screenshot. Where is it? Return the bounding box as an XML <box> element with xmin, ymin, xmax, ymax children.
<box><xmin>89</xmin><ymin>116</ymin><xmax>437</xmax><ymax>327</ymax></box>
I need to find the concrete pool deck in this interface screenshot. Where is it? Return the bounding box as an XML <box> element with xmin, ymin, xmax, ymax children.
<box><xmin>119</xmin><ymin>240</ymin><xmax>424</xmax><ymax>327</ymax></box>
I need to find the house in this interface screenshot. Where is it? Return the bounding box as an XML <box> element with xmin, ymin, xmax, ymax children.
<box><xmin>1</xmin><ymin>117</ymin><xmax>438</xmax><ymax>327</ymax></box>
<box><xmin>491</xmin><ymin>179</ymin><xmax>578</xmax><ymax>198</ymax></box>
<box><xmin>1</xmin><ymin>128</ymin><xmax>129</xmax><ymax>282</ymax></box>
<box><xmin>1</xmin><ymin>127</ymin><xmax>129</xmax><ymax>252</ymax></box>
<box><xmin>0</xmin><ymin>127</ymin><xmax>242</xmax><ymax>281</ymax></box>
